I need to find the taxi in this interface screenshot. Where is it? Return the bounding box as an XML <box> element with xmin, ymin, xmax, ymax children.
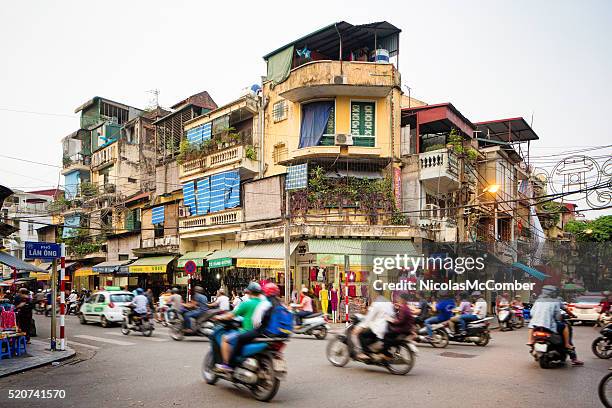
<box><xmin>79</xmin><ymin>287</ymin><xmax>135</xmax><ymax>327</ymax></box>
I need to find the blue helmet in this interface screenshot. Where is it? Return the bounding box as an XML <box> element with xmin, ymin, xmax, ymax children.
<box><xmin>135</xmin><ymin>288</ymin><xmax>144</xmax><ymax>295</ymax></box>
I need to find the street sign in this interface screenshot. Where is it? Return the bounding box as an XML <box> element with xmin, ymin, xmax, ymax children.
<box><xmin>184</xmin><ymin>260</ymin><xmax>197</xmax><ymax>275</ymax></box>
<box><xmin>25</xmin><ymin>241</ymin><xmax>61</xmax><ymax>260</ymax></box>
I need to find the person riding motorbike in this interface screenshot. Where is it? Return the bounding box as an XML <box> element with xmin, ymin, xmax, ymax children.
<box><xmin>456</xmin><ymin>291</ymin><xmax>487</xmax><ymax>335</ymax></box>
<box><xmin>208</xmin><ymin>289</ymin><xmax>230</xmax><ymax>311</ymax></box>
<box><xmin>214</xmin><ymin>282</ymin><xmax>263</xmax><ymax>372</ymax></box>
<box><xmin>293</xmin><ymin>287</ymin><xmax>313</xmax><ymax>326</ymax></box>
<box><xmin>424</xmin><ymin>290</ymin><xmax>455</xmax><ymax>342</ymax></box>
<box><xmin>526</xmin><ymin>285</ymin><xmax>583</xmax><ymax>366</ymax></box>
<box><xmin>354</xmin><ymin>288</ymin><xmax>395</xmax><ymax>360</ymax></box>
<box><xmin>128</xmin><ymin>288</ymin><xmax>149</xmax><ymax>324</ymax></box>
<box><xmin>182</xmin><ymin>286</ymin><xmax>208</xmax><ymax>333</ymax></box>
<box><xmin>449</xmin><ymin>292</ymin><xmax>472</xmax><ymax>333</ymax></box>
<box><xmin>382</xmin><ymin>293</ymin><xmax>415</xmax><ymax>360</ymax></box>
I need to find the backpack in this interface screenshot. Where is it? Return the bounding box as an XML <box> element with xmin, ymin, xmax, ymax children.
<box><xmin>264</xmin><ymin>304</ymin><xmax>293</xmax><ymax>337</ymax></box>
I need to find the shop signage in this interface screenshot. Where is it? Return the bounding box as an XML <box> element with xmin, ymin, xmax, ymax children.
<box><xmin>74</xmin><ymin>267</ymin><xmax>96</xmax><ymax>277</ymax></box>
<box><xmin>25</xmin><ymin>241</ymin><xmax>61</xmax><ymax>260</ymax></box>
<box><xmin>129</xmin><ymin>264</ymin><xmax>167</xmax><ymax>274</ymax></box>
<box><xmin>208</xmin><ymin>257</ymin><xmax>233</xmax><ymax>268</ymax></box>
<box><xmin>236</xmin><ymin>258</ymin><xmax>284</xmax><ymax>269</ymax></box>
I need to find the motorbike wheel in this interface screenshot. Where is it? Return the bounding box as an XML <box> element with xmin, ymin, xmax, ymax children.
<box><xmin>326</xmin><ymin>338</ymin><xmax>350</xmax><ymax>367</ymax></box>
<box><xmin>431</xmin><ymin>330</ymin><xmax>449</xmax><ymax>348</ymax></box>
<box><xmin>592</xmin><ymin>337</ymin><xmax>612</xmax><ymax>359</ymax></box>
<box><xmin>201</xmin><ymin>352</ymin><xmax>218</xmax><ymax>385</ymax></box>
<box><xmin>79</xmin><ymin>313</ymin><xmax>87</xmax><ymax>325</ymax></box>
<box><xmin>539</xmin><ymin>355</ymin><xmax>552</xmax><ymax>369</ymax></box>
<box><xmin>599</xmin><ymin>372</ymin><xmax>612</xmax><ymax>408</ymax></box>
<box><xmin>121</xmin><ymin>322</ymin><xmax>130</xmax><ymax>335</ymax></box>
<box><xmin>313</xmin><ymin>326</ymin><xmax>328</xmax><ymax>340</ymax></box>
<box><xmin>512</xmin><ymin>317</ymin><xmax>525</xmax><ymax>329</ymax></box>
<box><xmin>142</xmin><ymin>323</ymin><xmax>153</xmax><ymax>337</ymax></box>
<box><xmin>170</xmin><ymin>321</ymin><xmax>184</xmax><ymax>341</ymax></box>
<box><xmin>385</xmin><ymin>344</ymin><xmax>415</xmax><ymax>375</ymax></box>
<box><xmin>475</xmin><ymin>333</ymin><xmax>490</xmax><ymax>347</ymax></box>
<box><xmin>250</xmin><ymin>355</ymin><xmax>280</xmax><ymax>402</ymax></box>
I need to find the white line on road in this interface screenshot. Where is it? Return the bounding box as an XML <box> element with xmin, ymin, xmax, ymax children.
<box><xmin>104</xmin><ymin>332</ymin><xmax>168</xmax><ymax>342</ymax></box>
<box><xmin>64</xmin><ymin>341</ymin><xmax>101</xmax><ymax>350</ymax></box>
<box><xmin>74</xmin><ymin>334</ymin><xmax>135</xmax><ymax>346</ymax></box>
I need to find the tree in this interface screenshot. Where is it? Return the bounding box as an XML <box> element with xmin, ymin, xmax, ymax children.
<box><xmin>564</xmin><ymin>215</ymin><xmax>612</xmax><ymax>242</ymax></box>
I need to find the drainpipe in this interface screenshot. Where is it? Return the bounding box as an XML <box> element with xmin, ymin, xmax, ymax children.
<box><xmin>259</xmin><ymin>82</ymin><xmax>265</xmax><ymax>178</ymax></box>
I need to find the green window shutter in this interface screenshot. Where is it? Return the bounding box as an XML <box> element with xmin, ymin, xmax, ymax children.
<box><xmin>325</xmin><ymin>104</ymin><xmax>335</xmax><ymax>135</ymax></box>
<box><xmin>125</xmin><ymin>210</ymin><xmax>134</xmax><ymax>231</ymax></box>
<box><xmin>351</xmin><ymin>102</ymin><xmax>375</xmax><ymax>147</ymax></box>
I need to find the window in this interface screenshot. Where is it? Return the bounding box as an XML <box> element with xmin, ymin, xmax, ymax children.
<box><xmin>299</xmin><ymin>101</ymin><xmax>335</xmax><ymax>148</ymax></box>
<box><xmin>496</xmin><ymin>160</ymin><xmax>515</xmax><ymax>201</ymax></box>
<box><xmin>27</xmin><ymin>221</ymin><xmax>34</xmax><ymax>235</ymax></box>
<box><xmin>154</xmin><ymin>223</ymin><xmax>164</xmax><ymax>238</ymax></box>
<box><xmin>350</xmin><ymin>101</ymin><xmax>375</xmax><ymax>147</ymax></box>
<box><xmin>272</xmin><ymin>100</ymin><xmax>288</xmax><ymax>122</ymax></box>
<box><xmin>212</xmin><ymin>115</ymin><xmax>230</xmax><ymax>136</ymax></box>
<box><xmin>181</xmin><ymin>170</ymin><xmax>241</xmax><ymax>216</ymax></box>
<box><xmin>110</xmin><ymin>294</ymin><xmax>133</xmax><ymax>303</ymax></box>
<box><xmin>118</xmin><ymin>254</ymin><xmax>129</xmax><ymax>261</ymax></box>
<box><xmin>97</xmin><ymin>294</ymin><xmax>106</xmax><ymax>304</ymax></box>
<box><xmin>273</xmin><ymin>143</ymin><xmax>288</xmax><ymax>164</ymax></box>
<box><xmin>127</xmin><ymin>177</ymin><xmax>137</xmax><ymax>183</ymax></box>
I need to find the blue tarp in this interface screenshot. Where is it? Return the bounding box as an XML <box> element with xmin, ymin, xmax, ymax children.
<box><xmin>182</xmin><ymin>181</ymin><xmax>196</xmax><ymax>216</ymax></box>
<box><xmin>187</xmin><ymin>122</ymin><xmax>212</xmax><ymax>146</ymax></box>
<box><xmin>196</xmin><ymin>177</ymin><xmax>211</xmax><ymax>215</ymax></box>
<box><xmin>512</xmin><ymin>262</ymin><xmax>548</xmax><ymax>281</ymax></box>
<box><xmin>152</xmin><ymin>206</ymin><xmax>165</xmax><ymax>225</ymax></box>
<box><xmin>299</xmin><ymin>101</ymin><xmax>333</xmax><ymax>148</ymax></box>
<box><xmin>64</xmin><ymin>171</ymin><xmax>80</xmax><ymax>199</ymax></box>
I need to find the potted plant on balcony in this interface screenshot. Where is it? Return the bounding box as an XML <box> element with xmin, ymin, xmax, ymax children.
<box><xmin>62</xmin><ymin>156</ymin><xmax>73</xmax><ymax>167</ymax></box>
<box><xmin>245</xmin><ymin>145</ymin><xmax>257</xmax><ymax>160</ymax></box>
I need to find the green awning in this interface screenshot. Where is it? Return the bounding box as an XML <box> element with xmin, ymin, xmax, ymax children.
<box><xmin>308</xmin><ymin>239</ymin><xmax>418</xmax><ymax>267</ymax></box>
<box><xmin>234</xmin><ymin>241</ymin><xmax>300</xmax><ymax>260</ymax></box>
<box><xmin>177</xmin><ymin>251</ymin><xmax>213</xmax><ymax>268</ymax></box>
<box><xmin>207</xmin><ymin>248</ymin><xmax>240</xmax><ymax>268</ymax></box>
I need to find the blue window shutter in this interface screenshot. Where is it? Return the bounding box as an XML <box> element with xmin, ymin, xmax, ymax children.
<box><xmin>209</xmin><ymin>173</ymin><xmax>226</xmax><ymax>213</ymax></box>
<box><xmin>186</xmin><ymin>122</ymin><xmax>212</xmax><ymax>146</ymax></box>
<box><xmin>201</xmin><ymin>122</ymin><xmax>212</xmax><ymax>141</ymax></box>
<box><xmin>182</xmin><ymin>181</ymin><xmax>196</xmax><ymax>216</ymax></box>
<box><xmin>224</xmin><ymin>170</ymin><xmax>240</xmax><ymax>209</ymax></box>
<box><xmin>152</xmin><ymin>206</ymin><xmax>165</xmax><ymax>224</ymax></box>
<box><xmin>196</xmin><ymin>177</ymin><xmax>211</xmax><ymax>215</ymax></box>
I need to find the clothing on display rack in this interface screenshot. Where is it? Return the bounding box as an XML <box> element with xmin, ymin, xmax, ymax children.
<box><xmin>319</xmin><ymin>287</ymin><xmax>329</xmax><ymax>316</ymax></box>
<box><xmin>330</xmin><ymin>288</ymin><xmax>338</xmax><ymax>311</ymax></box>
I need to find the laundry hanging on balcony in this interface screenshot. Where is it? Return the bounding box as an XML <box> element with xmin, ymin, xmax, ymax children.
<box><xmin>266</xmin><ymin>45</ymin><xmax>294</xmax><ymax>86</ymax></box>
<box><xmin>152</xmin><ymin>206</ymin><xmax>165</xmax><ymax>224</ymax></box>
<box><xmin>299</xmin><ymin>101</ymin><xmax>334</xmax><ymax>148</ymax></box>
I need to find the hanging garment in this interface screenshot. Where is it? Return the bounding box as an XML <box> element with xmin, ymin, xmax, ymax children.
<box><xmin>319</xmin><ymin>289</ymin><xmax>329</xmax><ymax>315</ymax></box>
<box><xmin>317</xmin><ymin>267</ymin><xmax>325</xmax><ymax>282</ymax></box>
<box><xmin>313</xmin><ymin>283</ymin><xmax>321</xmax><ymax>297</ymax></box>
<box><xmin>361</xmin><ymin>284</ymin><xmax>368</xmax><ymax>297</ymax></box>
<box><xmin>330</xmin><ymin>289</ymin><xmax>338</xmax><ymax>311</ymax></box>
<box><xmin>348</xmin><ymin>285</ymin><xmax>357</xmax><ymax>297</ymax></box>
<box><xmin>310</xmin><ymin>267</ymin><xmax>317</xmax><ymax>282</ymax></box>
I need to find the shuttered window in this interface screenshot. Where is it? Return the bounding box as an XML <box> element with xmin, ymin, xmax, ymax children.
<box><xmin>196</xmin><ymin>177</ymin><xmax>211</xmax><ymax>215</ymax></box>
<box><xmin>350</xmin><ymin>101</ymin><xmax>375</xmax><ymax>147</ymax></box>
<box><xmin>151</xmin><ymin>206</ymin><xmax>165</xmax><ymax>225</ymax></box>
<box><xmin>186</xmin><ymin>122</ymin><xmax>212</xmax><ymax>146</ymax></box>
<box><xmin>182</xmin><ymin>170</ymin><xmax>241</xmax><ymax>216</ymax></box>
<box><xmin>182</xmin><ymin>181</ymin><xmax>196</xmax><ymax>216</ymax></box>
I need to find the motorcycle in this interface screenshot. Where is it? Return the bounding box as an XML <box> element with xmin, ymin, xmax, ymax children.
<box><xmin>67</xmin><ymin>301</ymin><xmax>79</xmax><ymax>316</ymax></box>
<box><xmin>291</xmin><ymin>311</ymin><xmax>329</xmax><ymax>340</ymax></box>
<box><xmin>169</xmin><ymin>309</ymin><xmax>218</xmax><ymax>341</ymax></box>
<box><xmin>529</xmin><ymin>326</ymin><xmax>570</xmax><ymax>369</ymax></box>
<box><xmin>497</xmin><ymin>306</ymin><xmax>522</xmax><ymax>330</ymax></box>
<box><xmin>34</xmin><ymin>300</ymin><xmax>45</xmax><ymax>315</ymax></box>
<box><xmin>510</xmin><ymin>306</ymin><xmax>525</xmax><ymax>329</ymax></box>
<box><xmin>121</xmin><ymin>307</ymin><xmax>154</xmax><ymax>337</ymax></box>
<box><xmin>592</xmin><ymin>323</ymin><xmax>612</xmax><ymax>359</ymax></box>
<box><xmin>414</xmin><ymin>321</ymin><xmax>450</xmax><ymax>348</ymax></box>
<box><xmin>441</xmin><ymin>317</ymin><xmax>493</xmax><ymax>346</ymax></box>
<box><xmin>326</xmin><ymin>314</ymin><xmax>417</xmax><ymax>375</ymax></box>
<box><xmin>599</xmin><ymin>367</ymin><xmax>612</xmax><ymax>408</ymax></box>
<box><xmin>202</xmin><ymin>318</ymin><xmax>289</xmax><ymax>402</ymax></box>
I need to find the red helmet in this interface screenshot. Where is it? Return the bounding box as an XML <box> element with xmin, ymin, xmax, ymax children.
<box><xmin>263</xmin><ymin>282</ymin><xmax>280</xmax><ymax>297</ymax></box>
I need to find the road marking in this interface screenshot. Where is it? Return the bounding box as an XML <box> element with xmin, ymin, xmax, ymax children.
<box><xmin>65</xmin><ymin>341</ymin><xmax>101</xmax><ymax>350</ymax></box>
<box><xmin>105</xmin><ymin>332</ymin><xmax>168</xmax><ymax>342</ymax></box>
<box><xmin>74</xmin><ymin>334</ymin><xmax>135</xmax><ymax>346</ymax></box>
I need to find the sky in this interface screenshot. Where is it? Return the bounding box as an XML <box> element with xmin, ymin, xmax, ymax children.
<box><xmin>0</xmin><ymin>0</ymin><xmax>610</xmax><ymax>217</ymax></box>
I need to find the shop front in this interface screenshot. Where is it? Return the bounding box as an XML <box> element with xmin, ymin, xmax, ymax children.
<box><xmin>73</xmin><ymin>267</ymin><xmax>99</xmax><ymax>291</ymax></box>
<box><xmin>92</xmin><ymin>260</ymin><xmax>133</xmax><ymax>290</ymax></box>
<box><xmin>128</xmin><ymin>255</ymin><xmax>176</xmax><ymax>297</ymax></box>
<box><xmin>204</xmin><ymin>249</ymin><xmax>239</xmax><ymax>298</ymax></box>
<box><xmin>177</xmin><ymin>251</ymin><xmax>216</xmax><ymax>299</ymax></box>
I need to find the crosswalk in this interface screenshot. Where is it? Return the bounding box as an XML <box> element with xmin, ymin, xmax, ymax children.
<box><xmin>60</xmin><ymin>326</ymin><xmax>176</xmax><ymax>349</ymax></box>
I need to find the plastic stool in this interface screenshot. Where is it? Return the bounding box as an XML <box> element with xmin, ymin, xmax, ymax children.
<box><xmin>0</xmin><ymin>337</ymin><xmax>12</xmax><ymax>359</ymax></box>
<box><xmin>13</xmin><ymin>335</ymin><xmax>27</xmax><ymax>356</ymax></box>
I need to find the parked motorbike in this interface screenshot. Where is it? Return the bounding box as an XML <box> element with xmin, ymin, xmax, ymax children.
<box><xmin>599</xmin><ymin>367</ymin><xmax>612</xmax><ymax>408</ymax></box>
<box><xmin>326</xmin><ymin>314</ymin><xmax>417</xmax><ymax>375</ymax></box>
<box><xmin>592</xmin><ymin>323</ymin><xmax>612</xmax><ymax>359</ymax></box>
<box><xmin>291</xmin><ymin>311</ymin><xmax>329</xmax><ymax>340</ymax></box>
<box><xmin>121</xmin><ymin>307</ymin><xmax>154</xmax><ymax>337</ymax></box>
<box><xmin>202</xmin><ymin>318</ymin><xmax>289</xmax><ymax>402</ymax></box>
<box><xmin>169</xmin><ymin>309</ymin><xmax>219</xmax><ymax>341</ymax></box>
<box><xmin>598</xmin><ymin>313</ymin><xmax>612</xmax><ymax>328</ymax></box>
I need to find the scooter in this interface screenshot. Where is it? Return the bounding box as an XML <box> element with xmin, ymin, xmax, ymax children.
<box><xmin>121</xmin><ymin>307</ymin><xmax>154</xmax><ymax>337</ymax></box>
<box><xmin>291</xmin><ymin>311</ymin><xmax>329</xmax><ymax>340</ymax></box>
<box><xmin>202</xmin><ymin>318</ymin><xmax>289</xmax><ymax>402</ymax></box>
<box><xmin>529</xmin><ymin>326</ymin><xmax>569</xmax><ymax>369</ymax></box>
<box><xmin>326</xmin><ymin>313</ymin><xmax>417</xmax><ymax>375</ymax></box>
<box><xmin>169</xmin><ymin>309</ymin><xmax>219</xmax><ymax>341</ymax></box>
<box><xmin>510</xmin><ymin>306</ymin><xmax>525</xmax><ymax>329</ymax></box>
<box><xmin>414</xmin><ymin>321</ymin><xmax>449</xmax><ymax>348</ymax></box>
<box><xmin>442</xmin><ymin>317</ymin><xmax>493</xmax><ymax>346</ymax></box>
<box><xmin>592</xmin><ymin>323</ymin><xmax>612</xmax><ymax>359</ymax></box>
<box><xmin>67</xmin><ymin>301</ymin><xmax>79</xmax><ymax>316</ymax></box>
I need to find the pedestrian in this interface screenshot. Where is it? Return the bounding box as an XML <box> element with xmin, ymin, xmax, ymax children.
<box><xmin>14</xmin><ymin>288</ymin><xmax>33</xmax><ymax>343</ymax></box>
<box><xmin>145</xmin><ymin>288</ymin><xmax>155</xmax><ymax>309</ymax></box>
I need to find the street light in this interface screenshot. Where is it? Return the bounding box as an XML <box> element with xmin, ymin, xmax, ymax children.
<box><xmin>483</xmin><ymin>184</ymin><xmax>500</xmax><ymax>194</ymax></box>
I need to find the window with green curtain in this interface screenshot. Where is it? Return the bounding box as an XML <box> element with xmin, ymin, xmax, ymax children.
<box><xmin>350</xmin><ymin>101</ymin><xmax>376</xmax><ymax>147</ymax></box>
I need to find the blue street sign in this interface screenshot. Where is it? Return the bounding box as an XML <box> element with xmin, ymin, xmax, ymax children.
<box><xmin>25</xmin><ymin>241</ymin><xmax>61</xmax><ymax>260</ymax></box>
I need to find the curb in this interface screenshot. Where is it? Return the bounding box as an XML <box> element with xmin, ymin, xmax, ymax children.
<box><xmin>0</xmin><ymin>348</ymin><xmax>76</xmax><ymax>378</ymax></box>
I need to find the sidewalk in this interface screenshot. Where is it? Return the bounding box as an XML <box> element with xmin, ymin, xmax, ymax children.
<box><xmin>0</xmin><ymin>339</ymin><xmax>76</xmax><ymax>378</ymax></box>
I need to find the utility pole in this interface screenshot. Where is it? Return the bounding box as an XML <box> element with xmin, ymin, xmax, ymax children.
<box><xmin>284</xmin><ymin>190</ymin><xmax>291</xmax><ymax>304</ymax></box>
<box><xmin>50</xmin><ymin>258</ymin><xmax>57</xmax><ymax>351</ymax></box>
<box><xmin>59</xmin><ymin>243</ymin><xmax>66</xmax><ymax>350</ymax></box>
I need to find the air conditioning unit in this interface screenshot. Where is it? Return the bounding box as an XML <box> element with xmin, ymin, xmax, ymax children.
<box><xmin>333</xmin><ymin>75</ymin><xmax>346</xmax><ymax>85</ymax></box>
<box><xmin>334</xmin><ymin>133</ymin><xmax>354</xmax><ymax>146</ymax></box>
<box><xmin>178</xmin><ymin>206</ymin><xmax>191</xmax><ymax>218</ymax></box>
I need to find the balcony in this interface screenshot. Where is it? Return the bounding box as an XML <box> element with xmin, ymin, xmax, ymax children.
<box><xmin>419</xmin><ymin>149</ymin><xmax>460</xmax><ymax>192</ymax></box>
<box><xmin>179</xmin><ymin>145</ymin><xmax>258</xmax><ymax>181</ymax></box>
<box><xmin>141</xmin><ymin>236</ymin><xmax>180</xmax><ymax>249</ymax></box>
<box><xmin>91</xmin><ymin>143</ymin><xmax>117</xmax><ymax>170</ymax></box>
<box><xmin>274</xmin><ymin>61</ymin><xmax>400</xmax><ymax>102</ymax></box>
<box><xmin>179</xmin><ymin>209</ymin><xmax>242</xmax><ymax>238</ymax></box>
<box><xmin>61</xmin><ymin>154</ymin><xmax>91</xmax><ymax>175</ymax></box>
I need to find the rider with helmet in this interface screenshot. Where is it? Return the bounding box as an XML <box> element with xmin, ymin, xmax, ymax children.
<box><xmin>129</xmin><ymin>288</ymin><xmax>149</xmax><ymax>324</ymax></box>
<box><xmin>183</xmin><ymin>286</ymin><xmax>208</xmax><ymax>333</ymax></box>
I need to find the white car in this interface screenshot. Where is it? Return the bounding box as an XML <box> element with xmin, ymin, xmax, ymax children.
<box><xmin>567</xmin><ymin>295</ymin><xmax>604</xmax><ymax>325</ymax></box>
<box><xmin>79</xmin><ymin>289</ymin><xmax>135</xmax><ymax>327</ymax></box>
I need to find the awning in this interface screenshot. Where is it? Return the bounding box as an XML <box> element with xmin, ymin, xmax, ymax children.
<box><xmin>234</xmin><ymin>242</ymin><xmax>300</xmax><ymax>269</ymax></box>
<box><xmin>92</xmin><ymin>260</ymin><xmax>132</xmax><ymax>274</ymax></box>
<box><xmin>128</xmin><ymin>256</ymin><xmax>175</xmax><ymax>274</ymax></box>
<box><xmin>0</xmin><ymin>251</ymin><xmax>46</xmax><ymax>272</ymax></box>
<box><xmin>177</xmin><ymin>252</ymin><xmax>214</xmax><ymax>268</ymax></box>
<box><xmin>37</xmin><ymin>262</ymin><xmax>52</xmax><ymax>271</ymax></box>
<box><xmin>207</xmin><ymin>248</ymin><xmax>240</xmax><ymax>268</ymax></box>
<box><xmin>74</xmin><ymin>267</ymin><xmax>97</xmax><ymax>277</ymax></box>
<box><xmin>511</xmin><ymin>262</ymin><xmax>549</xmax><ymax>281</ymax></box>
<box><xmin>309</xmin><ymin>239</ymin><xmax>419</xmax><ymax>268</ymax></box>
